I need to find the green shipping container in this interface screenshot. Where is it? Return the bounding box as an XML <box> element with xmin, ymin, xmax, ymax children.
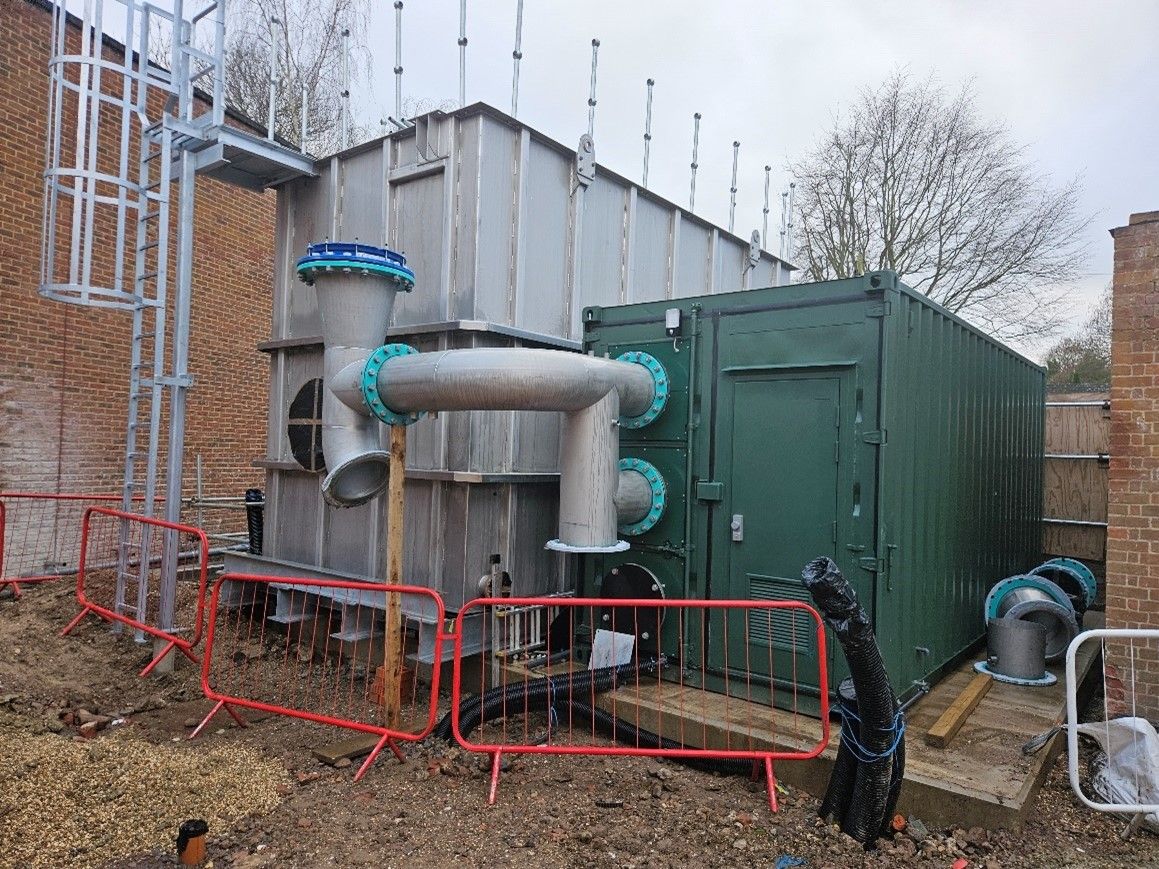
<box><xmin>581</xmin><ymin>271</ymin><xmax>1044</xmax><ymax>708</ymax></box>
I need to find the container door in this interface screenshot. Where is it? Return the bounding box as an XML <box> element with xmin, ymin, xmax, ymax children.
<box><xmin>722</xmin><ymin>375</ymin><xmax>842</xmax><ymax>695</ymax></box>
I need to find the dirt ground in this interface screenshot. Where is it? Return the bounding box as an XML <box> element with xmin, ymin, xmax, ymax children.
<box><xmin>2</xmin><ymin>581</ymin><xmax>1158</xmax><ymax>869</ymax></box>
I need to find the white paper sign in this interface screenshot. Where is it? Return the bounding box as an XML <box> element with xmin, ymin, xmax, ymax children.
<box><xmin>588</xmin><ymin>628</ymin><xmax>636</xmax><ymax>670</ymax></box>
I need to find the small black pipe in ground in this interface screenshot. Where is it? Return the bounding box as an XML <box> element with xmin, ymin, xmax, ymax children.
<box><xmin>802</xmin><ymin>556</ymin><xmax>905</xmax><ymax>846</ymax></box>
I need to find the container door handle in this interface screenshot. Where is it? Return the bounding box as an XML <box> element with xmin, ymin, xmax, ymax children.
<box><xmin>730</xmin><ymin>514</ymin><xmax>744</xmax><ymax>542</ymax></box>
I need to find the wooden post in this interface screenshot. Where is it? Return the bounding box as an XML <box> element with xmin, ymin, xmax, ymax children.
<box><xmin>383</xmin><ymin>423</ymin><xmax>407</xmax><ymax>729</ymax></box>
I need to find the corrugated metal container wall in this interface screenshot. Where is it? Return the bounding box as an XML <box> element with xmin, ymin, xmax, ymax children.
<box><xmin>877</xmin><ymin>288</ymin><xmax>1045</xmax><ymax>694</ymax></box>
<box><xmin>579</xmin><ymin>271</ymin><xmax>1045</xmax><ymax>704</ymax></box>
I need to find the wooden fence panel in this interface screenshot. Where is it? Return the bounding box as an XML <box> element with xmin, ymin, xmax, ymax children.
<box><xmin>1042</xmin><ymin>393</ymin><xmax>1109</xmax><ymax>571</ymax></box>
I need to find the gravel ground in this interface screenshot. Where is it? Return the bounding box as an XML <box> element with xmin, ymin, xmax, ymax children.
<box><xmin>2</xmin><ymin>582</ymin><xmax>1159</xmax><ymax>869</ymax></box>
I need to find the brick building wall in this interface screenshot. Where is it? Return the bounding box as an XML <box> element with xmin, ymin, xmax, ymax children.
<box><xmin>0</xmin><ymin>0</ymin><xmax>274</xmax><ymax>513</ymax></box>
<box><xmin>1105</xmin><ymin>210</ymin><xmax>1159</xmax><ymax>718</ymax></box>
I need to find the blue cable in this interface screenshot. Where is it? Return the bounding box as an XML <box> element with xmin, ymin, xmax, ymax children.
<box><xmin>837</xmin><ymin>702</ymin><xmax>906</xmax><ymax>763</ymax></box>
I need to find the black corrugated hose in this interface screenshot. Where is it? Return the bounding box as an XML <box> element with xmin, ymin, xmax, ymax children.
<box><xmin>802</xmin><ymin>556</ymin><xmax>906</xmax><ymax>846</ymax></box>
<box><xmin>433</xmin><ymin>657</ymin><xmax>750</xmax><ymax>775</ymax></box>
<box><xmin>819</xmin><ymin>679</ymin><xmax>860</xmax><ymax>822</ymax></box>
<box><xmin>244</xmin><ymin>488</ymin><xmax>264</xmax><ymax>555</ymax></box>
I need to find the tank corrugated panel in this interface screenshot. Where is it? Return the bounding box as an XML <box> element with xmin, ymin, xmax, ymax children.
<box><xmin>270</xmin><ymin>104</ymin><xmax>791</xmax><ymax>345</ymax></box>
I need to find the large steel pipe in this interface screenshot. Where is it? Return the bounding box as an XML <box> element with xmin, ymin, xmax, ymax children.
<box><xmin>614</xmin><ymin>468</ymin><xmax>654</xmax><ymax>526</ymax></box>
<box><xmin>334</xmin><ymin>348</ymin><xmax>655</xmax><ymax>418</ymax></box>
<box><xmin>331</xmin><ymin>347</ymin><xmax>660</xmax><ymax>551</ymax></box>
<box><xmin>298</xmin><ymin>243</ymin><xmax>414</xmax><ymax>508</ymax></box>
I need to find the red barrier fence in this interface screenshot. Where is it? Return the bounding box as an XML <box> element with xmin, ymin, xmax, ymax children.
<box><xmin>195</xmin><ymin>572</ymin><xmax>446</xmax><ymax>780</ymax></box>
<box><xmin>0</xmin><ymin>492</ymin><xmax>130</xmax><ymax>598</ymax></box>
<box><xmin>61</xmin><ymin>507</ymin><xmax>209</xmax><ymax>676</ymax></box>
<box><xmin>452</xmin><ymin>596</ymin><xmax>830</xmax><ymax>810</ymax></box>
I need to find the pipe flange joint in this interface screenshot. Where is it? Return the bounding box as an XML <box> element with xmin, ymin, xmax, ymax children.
<box><xmin>362</xmin><ymin>343</ymin><xmax>425</xmax><ymax>426</ymax></box>
<box><xmin>295</xmin><ymin>241</ymin><xmax>416</xmax><ymax>291</ymax></box>
<box><xmin>984</xmin><ymin>574</ymin><xmax>1074</xmax><ymax>622</ymax></box>
<box><xmin>1031</xmin><ymin>557</ymin><xmax>1097</xmax><ymax>610</ymax></box>
<box><xmin>616</xmin><ymin>351</ymin><xmax>668</xmax><ymax>429</ymax></box>
<box><xmin>618</xmin><ymin>457</ymin><xmax>667</xmax><ymax>536</ymax></box>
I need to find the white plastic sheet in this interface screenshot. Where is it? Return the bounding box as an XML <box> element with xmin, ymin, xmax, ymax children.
<box><xmin>1077</xmin><ymin>716</ymin><xmax>1159</xmax><ymax>829</ymax></box>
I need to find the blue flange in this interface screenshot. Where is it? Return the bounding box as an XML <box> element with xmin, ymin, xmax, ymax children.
<box><xmin>1031</xmin><ymin>558</ymin><xmax>1097</xmax><ymax>610</ymax></box>
<box><xmin>984</xmin><ymin>574</ymin><xmax>1074</xmax><ymax>623</ymax></box>
<box><xmin>617</xmin><ymin>457</ymin><xmax>667</xmax><ymax>536</ymax></box>
<box><xmin>616</xmin><ymin>351</ymin><xmax>669</xmax><ymax>429</ymax></box>
<box><xmin>361</xmin><ymin>343</ymin><xmax>425</xmax><ymax>426</ymax></box>
<box><xmin>295</xmin><ymin>241</ymin><xmax>415</xmax><ymax>290</ymax></box>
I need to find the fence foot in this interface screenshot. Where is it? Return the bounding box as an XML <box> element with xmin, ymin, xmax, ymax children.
<box><xmin>139</xmin><ymin>640</ymin><xmax>177</xmax><ymax>677</ymax></box>
<box><xmin>488</xmin><ymin>751</ymin><xmax>503</xmax><ymax>806</ymax></box>
<box><xmin>139</xmin><ymin>640</ymin><xmax>199</xmax><ymax>678</ymax></box>
<box><xmin>352</xmin><ymin>736</ymin><xmax>403</xmax><ymax>783</ymax></box>
<box><xmin>765</xmin><ymin>757</ymin><xmax>778</xmax><ymax>814</ymax></box>
<box><xmin>61</xmin><ymin>606</ymin><xmax>94</xmax><ymax>637</ymax></box>
<box><xmin>385</xmin><ymin>736</ymin><xmax>405</xmax><ymax>763</ymax></box>
<box><xmin>189</xmin><ymin>700</ymin><xmax>246</xmax><ymax>739</ymax></box>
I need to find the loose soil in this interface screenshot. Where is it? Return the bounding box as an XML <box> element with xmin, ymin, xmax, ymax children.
<box><xmin>1</xmin><ymin>582</ymin><xmax>1157</xmax><ymax>869</ymax></box>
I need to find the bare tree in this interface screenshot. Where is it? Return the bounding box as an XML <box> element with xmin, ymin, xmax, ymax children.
<box><xmin>1044</xmin><ymin>287</ymin><xmax>1111</xmax><ymax>386</ymax></box>
<box><xmin>221</xmin><ymin>0</ymin><xmax>370</xmax><ymax>155</ymax></box>
<box><xmin>790</xmin><ymin>72</ymin><xmax>1089</xmax><ymax>341</ymax></box>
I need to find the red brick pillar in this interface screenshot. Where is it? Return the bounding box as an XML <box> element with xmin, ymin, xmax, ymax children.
<box><xmin>1105</xmin><ymin>211</ymin><xmax>1159</xmax><ymax>717</ymax></box>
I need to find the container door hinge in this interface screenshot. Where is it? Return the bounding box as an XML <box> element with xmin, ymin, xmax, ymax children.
<box><xmin>866</xmin><ymin>301</ymin><xmax>892</xmax><ymax>318</ymax></box>
<box><xmin>858</xmin><ymin>556</ymin><xmax>884</xmax><ymax>573</ymax></box>
<box><xmin>862</xmin><ymin>430</ymin><xmax>887</xmax><ymax>445</ymax></box>
<box><xmin>695</xmin><ymin>481</ymin><xmax>724</xmax><ymax>502</ymax></box>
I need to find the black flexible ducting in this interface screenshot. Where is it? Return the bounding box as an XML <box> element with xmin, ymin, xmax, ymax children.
<box><xmin>819</xmin><ymin>679</ymin><xmax>859</xmax><ymax>823</ymax></box>
<box><xmin>435</xmin><ymin>657</ymin><xmax>751</xmax><ymax>777</ymax></box>
<box><xmin>433</xmin><ymin>658</ymin><xmax>659</xmax><ymax>742</ymax></box>
<box><xmin>802</xmin><ymin>556</ymin><xmax>905</xmax><ymax>846</ymax></box>
<box><xmin>880</xmin><ymin>720</ymin><xmax>906</xmax><ymax>836</ymax></box>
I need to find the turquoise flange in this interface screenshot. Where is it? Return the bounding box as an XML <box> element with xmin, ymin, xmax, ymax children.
<box><xmin>617</xmin><ymin>457</ymin><xmax>666</xmax><ymax>536</ymax></box>
<box><xmin>984</xmin><ymin>574</ymin><xmax>1073</xmax><ymax>623</ymax></box>
<box><xmin>361</xmin><ymin>343</ymin><xmax>425</xmax><ymax>426</ymax></box>
<box><xmin>1031</xmin><ymin>558</ymin><xmax>1097</xmax><ymax>610</ymax></box>
<box><xmin>616</xmin><ymin>351</ymin><xmax>668</xmax><ymax>429</ymax></box>
<box><xmin>297</xmin><ymin>259</ymin><xmax>415</xmax><ymax>290</ymax></box>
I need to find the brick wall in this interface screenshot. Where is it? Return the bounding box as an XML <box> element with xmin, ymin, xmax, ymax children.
<box><xmin>1105</xmin><ymin>210</ymin><xmax>1159</xmax><ymax>718</ymax></box>
<box><xmin>0</xmin><ymin>0</ymin><xmax>274</xmax><ymax>516</ymax></box>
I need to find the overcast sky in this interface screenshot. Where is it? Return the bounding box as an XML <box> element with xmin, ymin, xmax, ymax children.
<box><xmin>356</xmin><ymin>0</ymin><xmax>1159</xmax><ymax>355</ymax></box>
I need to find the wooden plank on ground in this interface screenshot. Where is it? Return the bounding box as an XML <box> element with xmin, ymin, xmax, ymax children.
<box><xmin>924</xmin><ymin>672</ymin><xmax>992</xmax><ymax>749</ymax></box>
<box><xmin>312</xmin><ymin>733</ymin><xmax>382</xmax><ymax>766</ymax></box>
